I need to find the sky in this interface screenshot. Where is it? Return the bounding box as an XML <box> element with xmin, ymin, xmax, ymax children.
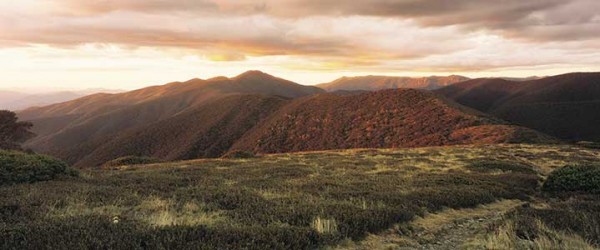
<box><xmin>1</xmin><ymin>0</ymin><xmax>599</xmax><ymax>91</ymax></box>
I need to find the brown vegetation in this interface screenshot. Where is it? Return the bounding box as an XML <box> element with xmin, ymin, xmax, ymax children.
<box><xmin>231</xmin><ymin>89</ymin><xmax>555</xmax><ymax>154</ymax></box>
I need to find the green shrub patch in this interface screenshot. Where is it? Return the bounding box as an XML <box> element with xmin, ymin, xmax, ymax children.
<box><xmin>0</xmin><ymin>150</ymin><xmax>77</xmax><ymax>186</ymax></box>
<box><xmin>543</xmin><ymin>164</ymin><xmax>600</xmax><ymax>194</ymax></box>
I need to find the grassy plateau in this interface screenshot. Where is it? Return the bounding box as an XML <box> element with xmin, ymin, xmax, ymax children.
<box><xmin>1</xmin><ymin>144</ymin><xmax>599</xmax><ymax>249</ymax></box>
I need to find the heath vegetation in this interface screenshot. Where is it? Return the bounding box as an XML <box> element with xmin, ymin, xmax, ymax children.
<box><xmin>1</xmin><ymin>144</ymin><xmax>599</xmax><ymax>249</ymax></box>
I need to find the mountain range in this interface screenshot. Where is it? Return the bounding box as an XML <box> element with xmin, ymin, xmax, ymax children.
<box><xmin>317</xmin><ymin>75</ymin><xmax>469</xmax><ymax>92</ymax></box>
<box><xmin>16</xmin><ymin>71</ymin><xmax>571</xmax><ymax>167</ymax></box>
<box><xmin>19</xmin><ymin>71</ymin><xmax>323</xmax><ymax>167</ymax></box>
<box><xmin>0</xmin><ymin>89</ymin><xmax>123</xmax><ymax>111</ymax></box>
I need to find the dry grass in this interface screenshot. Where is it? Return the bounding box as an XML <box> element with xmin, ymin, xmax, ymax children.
<box><xmin>267</xmin><ymin>144</ymin><xmax>600</xmax><ymax>175</ymax></box>
<box><xmin>336</xmin><ymin>199</ymin><xmax>524</xmax><ymax>249</ymax></box>
<box><xmin>312</xmin><ymin>217</ymin><xmax>339</xmax><ymax>235</ymax></box>
<box><xmin>470</xmin><ymin>219</ymin><xmax>595</xmax><ymax>250</ymax></box>
<box><xmin>47</xmin><ymin>196</ymin><xmax>227</xmax><ymax>227</ymax></box>
<box><xmin>256</xmin><ymin>189</ymin><xmax>294</xmax><ymax>200</ymax></box>
<box><xmin>412</xmin><ymin>200</ymin><xmax>522</xmax><ymax>236</ymax></box>
<box><xmin>365</xmin><ymin>164</ymin><xmax>397</xmax><ymax>174</ymax></box>
<box><xmin>138</xmin><ymin>197</ymin><xmax>227</xmax><ymax>227</ymax></box>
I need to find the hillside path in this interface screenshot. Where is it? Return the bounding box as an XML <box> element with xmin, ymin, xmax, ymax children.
<box><xmin>335</xmin><ymin>200</ymin><xmax>524</xmax><ymax>250</ymax></box>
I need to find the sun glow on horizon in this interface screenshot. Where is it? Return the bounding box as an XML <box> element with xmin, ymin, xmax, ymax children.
<box><xmin>1</xmin><ymin>0</ymin><xmax>600</xmax><ymax>91</ymax></box>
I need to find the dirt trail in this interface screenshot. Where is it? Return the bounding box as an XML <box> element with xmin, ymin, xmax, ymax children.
<box><xmin>336</xmin><ymin>200</ymin><xmax>524</xmax><ymax>250</ymax></box>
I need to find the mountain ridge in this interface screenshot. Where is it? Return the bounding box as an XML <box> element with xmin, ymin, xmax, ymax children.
<box><xmin>437</xmin><ymin>72</ymin><xmax>600</xmax><ymax>142</ymax></box>
<box><xmin>317</xmin><ymin>75</ymin><xmax>470</xmax><ymax>92</ymax></box>
<box><xmin>20</xmin><ymin>71</ymin><xmax>324</xmax><ymax>166</ymax></box>
<box><xmin>0</xmin><ymin>89</ymin><xmax>123</xmax><ymax>111</ymax></box>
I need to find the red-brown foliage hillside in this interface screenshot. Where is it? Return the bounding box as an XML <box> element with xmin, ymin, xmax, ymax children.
<box><xmin>437</xmin><ymin>72</ymin><xmax>600</xmax><ymax>142</ymax></box>
<box><xmin>317</xmin><ymin>75</ymin><xmax>469</xmax><ymax>92</ymax></box>
<box><xmin>230</xmin><ymin>89</ymin><xmax>554</xmax><ymax>154</ymax></box>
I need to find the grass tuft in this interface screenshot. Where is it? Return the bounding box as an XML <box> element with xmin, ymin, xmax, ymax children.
<box><xmin>312</xmin><ymin>217</ymin><xmax>339</xmax><ymax>235</ymax></box>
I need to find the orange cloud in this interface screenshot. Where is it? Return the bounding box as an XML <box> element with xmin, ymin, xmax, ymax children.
<box><xmin>205</xmin><ymin>52</ymin><xmax>246</xmax><ymax>62</ymax></box>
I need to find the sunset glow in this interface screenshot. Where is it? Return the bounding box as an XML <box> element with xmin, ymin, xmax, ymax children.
<box><xmin>1</xmin><ymin>0</ymin><xmax>599</xmax><ymax>90</ymax></box>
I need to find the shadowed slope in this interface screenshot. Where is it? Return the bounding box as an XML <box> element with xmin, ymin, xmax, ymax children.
<box><xmin>18</xmin><ymin>71</ymin><xmax>323</xmax><ymax>165</ymax></box>
<box><xmin>231</xmin><ymin>89</ymin><xmax>554</xmax><ymax>154</ymax></box>
<box><xmin>437</xmin><ymin>72</ymin><xmax>600</xmax><ymax>142</ymax></box>
<box><xmin>71</xmin><ymin>94</ymin><xmax>288</xmax><ymax>167</ymax></box>
<box><xmin>317</xmin><ymin>75</ymin><xmax>469</xmax><ymax>92</ymax></box>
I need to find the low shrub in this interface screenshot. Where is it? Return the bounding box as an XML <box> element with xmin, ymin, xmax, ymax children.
<box><xmin>466</xmin><ymin>161</ymin><xmax>537</xmax><ymax>174</ymax></box>
<box><xmin>0</xmin><ymin>150</ymin><xmax>77</xmax><ymax>186</ymax></box>
<box><xmin>222</xmin><ymin>150</ymin><xmax>256</xmax><ymax>159</ymax></box>
<box><xmin>542</xmin><ymin>164</ymin><xmax>600</xmax><ymax>194</ymax></box>
<box><xmin>0</xmin><ymin>216</ymin><xmax>322</xmax><ymax>250</ymax></box>
<box><xmin>102</xmin><ymin>156</ymin><xmax>162</xmax><ymax>168</ymax></box>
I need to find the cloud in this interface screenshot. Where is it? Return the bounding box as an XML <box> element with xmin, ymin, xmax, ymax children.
<box><xmin>0</xmin><ymin>0</ymin><xmax>599</xmax><ymax>74</ymax></box>
<box><xmin>0</xmin><ymin>11</ymin><xmax>471</xmax><ymax>63</ymax></box>
<box><xmin>205</xmin><ymin>51</ymin><xmax>247</xmax><ymax>62</ymax></box>
<box><xmin>18</xmin><ymin>0</ymin><xmax>598</xmax><ymax>43</ymax></box>
<box><xmin>52</xmin><ymin>0</ymin><xmax>218</xmax><ymax>15</ymax></box>
<box><xmin>228</xmin><ymin>0</ymin><xmax>599</xmax><ymax>42</ymax></box>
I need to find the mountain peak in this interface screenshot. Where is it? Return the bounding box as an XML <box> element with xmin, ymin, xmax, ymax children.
<box><xmin>207</xmin><ymin>76</ymin><xmax>229</xmax><ymax>81</ymax></box>
<box><xmin>234</xmin><ymin>70</ymin><xmax>275</xmax><ymax>80</ymax></box>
